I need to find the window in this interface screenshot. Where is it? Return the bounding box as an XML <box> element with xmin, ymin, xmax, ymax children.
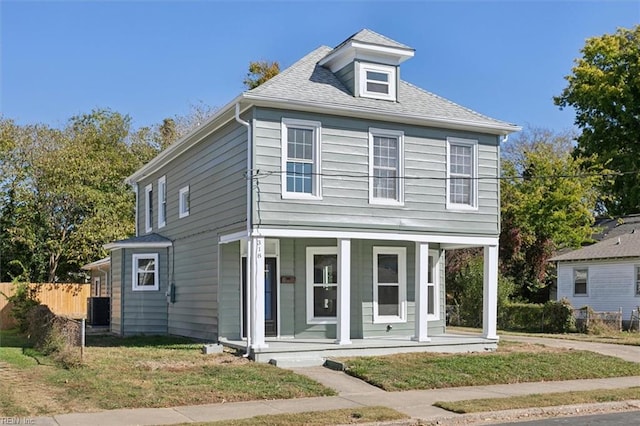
<box><xmin>574</xmin><ymin>268</ymin><xmax>588</xmax><ymax>296</ymax></box>
<box><xmin>306</xmin><ymin>247</ymin><xmax>337</xmax><ymax>324</ymax></box>
<box><xmin>132</xmin><ymin>253</ymin><xmax>159</xmax><ymax>291</ymax></box>
<box><xmin>359</xmin><ymin>63</ymin><xmax>396</xmax><ymax>101</ymax></box>
<box><xmin>446</xmin><ymin>137</ymin><xmax>478</xmax><ymax>210</ymax></box>
<box><xmin>93</xmin><ymin>277</ymin><xmax>101</xmax><ymax>297</ymax></box>
<box><xmin>635</xmin><ymin>266</ymin><xmax>640</xmax><ymax>296</ymax></box>
<box><xmin>373</xmin><ymin>247</ymin><xmax>406</xmax><ymax>323</ymax></box>
<box><xmin>281</xmin><ymin>118</ymin><xmax>321</xmax><ymax>199</ymax></box>
<box><xmin>179</xmin><ymin>186</ymin><xmax>190</xmax><ymax>218</ymax></box>
<box><xmin>144</xmin><ymin>184</ymin><xmax>153</xmax><ymax>233</ymax></box>
<box><xmin>427</xmin><ymin>250</ymin><xmax>440</xmax><ymax>319</ymax></box>
<box><xmin>158</xmin><ymin>176</ymin><xmax>166</xmax><ymax>228</ymax></box>
<box><xmin>369</xmin><ymin>128</ymin><xmax>404</xmax><ymax>205</ymax></box>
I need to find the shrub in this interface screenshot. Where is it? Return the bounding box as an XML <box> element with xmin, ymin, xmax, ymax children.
<box><xmin>498</xmin><ymin>299</ymin><xmax>575</xmax><ymax>333</ymax></box>
<box><xmin>542</xmin><ymin>298</ymin><xmax>575</xmax><ymax>333</ymax></box>
<box><xmin>2</xmin><ymin>281</ymin><xmax>40</xmax><ymax>333</ymax></box>
<box><xmin>25</xmin><ymin>304</ymin><xmax>83</xmax><ymax>368</ymax></box>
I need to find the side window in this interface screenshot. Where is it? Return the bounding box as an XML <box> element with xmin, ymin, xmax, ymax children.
<box><xmin>446</xmin><ymin>137</ymin><xmax>478</xmax><ymax>210</ymax></box>
<box><xmin>635</xmin><ymin>266</ymin><xmax>639</xmax><ymax>296</ymax></box>
<box><xmin>158</xmin><ymin>176</ymin><xmax>166</xmax><ymax>228</ymax></box>
<box><xmin>132</xmin><ymin>253</ymin><xmax>159</xmax><ymax>291</ymax></box>
<box><xmin>144</xmin><ymin>184</ymin><xmax>153</xmax><ymax>233</ymax></box>
<box><xmin>369</xmin><ymin>128</ymin><xmax>404</xmax><ymax>205</ymax></box>
<box><xmin>373</xmin><ymin>247</ymin><xmax>406</xmax><ymax>323</ymax></box>
<box><xmin>306</xmin><ymin>247</ymin><xmax>337</xmax><ymax>324</ymax></box>
<box><xmin>179</xmin><ymin>186</ymin><xmax>190</xmax><ymax>218</ymax></box>
<box><xmin>281</xmin><ymin>118</ymin><xmax>322</xmax><ymax>199</ymax></box>
<box><xmin>573</xmin><ymin>268</ymin><xmax>588</xmax><ymax>296</ymax></box>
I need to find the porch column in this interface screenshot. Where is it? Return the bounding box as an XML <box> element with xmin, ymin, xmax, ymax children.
<box><xmin>336</xmin><ymin>238</ymin><xmax>352</xmax><ymax>345</ymax></box>
<box><xmin>413</xmin><ymin>242</ymin><xmax>430</xmax><ymax>342</ymax></box>
<box><xmin>250</xmin><ymin>236</ymin><xmax>268</xmax><ymax>348</ymax></box>
<box><xmin>482</xmin><ymin>244</ymin><xmax>499</xmax><ymax>340</ymax></box>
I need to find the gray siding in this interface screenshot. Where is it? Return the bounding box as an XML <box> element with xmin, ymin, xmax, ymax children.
<box><xmin>134</xmin><ymin>118</ymin><xmax>249</xmax><ymax>341</ymax></box>
<box><xmin>279</xmin><ymin>239</ymin><xmax>296</xmax><ymax>336</ymax></box>
<box><xmin>252</xmin><ymin>108</ymin><xmax>500</xmax><ymax>237</ymax></box>
<box><xmin>218</xmin><ymin>242</ymin><xmax>242</xmax><ymax>339</ymax></box>
<box><xmin>121</xmin><ymin>248</ymin><xmax>169</xmax><ymax>336</ymax></box>
<box><xmin>335</xmin><ymin>64</ymin><xmax>355</xmax><ymax>95</ymax></box>
<box><xmin>110</xmin><ymin>249</ymin><xmax>123</xmax><ymax>335</ymax></box>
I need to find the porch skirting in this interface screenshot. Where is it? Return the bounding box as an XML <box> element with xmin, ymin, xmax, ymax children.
<box><xmin>219</xmin><ymin>333</ymin><xmax>498</xmax><ymax>365</ymax></box>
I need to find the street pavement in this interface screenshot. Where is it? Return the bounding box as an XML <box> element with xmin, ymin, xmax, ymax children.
<box><xmin>27</xmin><ymin>335</ymin><xmax>640</xmax><ymax>426</ymax></box>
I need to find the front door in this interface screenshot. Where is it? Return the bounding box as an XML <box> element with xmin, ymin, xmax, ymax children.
<box><xmin>242</xmin><ymin>257</ymin><xmax>278</xmax><ymax>337</ymax></box>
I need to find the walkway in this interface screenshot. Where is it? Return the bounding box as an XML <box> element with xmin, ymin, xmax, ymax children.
<box><xmin>31</xmin><ymin>336</ymin><xmax>640</xmax><ymax>425</ymax></box>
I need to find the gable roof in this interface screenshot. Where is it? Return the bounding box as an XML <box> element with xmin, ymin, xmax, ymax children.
<box><xmin>550</xmin><ymin>230</ymin><xmax>640</xmax><ymax>262</ymax></box>
<box><xmin>127</xmin><ymin>30</ymin><xmax>520</xmax><ymax>184</ymax></box>
<box><xmin>593</xmin><ymin>214</ymin><xmax>640</xmax><ymax>242</ymax></box>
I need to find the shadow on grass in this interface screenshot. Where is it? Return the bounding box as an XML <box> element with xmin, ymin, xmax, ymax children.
<box><xmin>85</xmin><ymin>333</ymin><xmax>201</xmax><ymax>350</ymax></box>
<box><xmin>0</xmin><ymin>328</ymin><xmax>32</xmax><ymax>348</ymax></box>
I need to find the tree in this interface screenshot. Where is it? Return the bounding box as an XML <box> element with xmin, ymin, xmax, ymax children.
<box><xmin>499</xmin><ymin>127</ymin><xmax>605</xmax><ymax>301</ymax></box>
<box><xmin>554</xmin><ymin>25</ymin><xmax>640</xmax><ymax>215</ymax></box>
<box><xmin>243</xmin><ymin>60</ymin><xmax>280</xmax><ymax>89</ymax></box>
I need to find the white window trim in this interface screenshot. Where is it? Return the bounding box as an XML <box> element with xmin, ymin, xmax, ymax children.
<box><xmin>427</xmin><ymin>249</ymin><xmax>441</xmax><ymax>321</ymax></box>
<box><xmin>369</xmin><ymin>128</ymin><xmax>404</xmax><ymax>206</ymax></box>
<box><xmin>573</xmin><ymin>267</ymin><xmax>588</xmax><ymax>296</ymax></box>
<box><xmin>158</xmin><ymin>176</ymin><xmax>166</xmax><ymax>228</ymax></box>
<box><xmin>179</xmin><ymin>185</ymin><xmax>190</xmax><ymax>218</ymax></box>
<box><xmin>144</xmin><ymin>184</ymin><xmax>153</xmax><ymax>233</ymax></box>
<box><xmin>446</xmin><ymin>137</ymin><xmax>478</xmax><ymax>211</ymax></box>
<box><xmin>373</xmin><ymin>246</ymin><xmax>407</xmax><ymax>324</ymax></box>
<box><xmin>132</xmin><ymin>253</ymin><xmax>159</xmax><ymax>292</ymax></box>
<box><xmin>281</xmin><ymin>118</ymin><xmax>322</xmax><ymax>200</ymax></box>
<box><xmin>306</xmin><ymin>246</ymin><xmax>337</xmax><ymax>324</ymax></box>
<box><xmin>358</xmin><ymin>62</ymin><xmax>397</xmax><ymax>101</ymax></box>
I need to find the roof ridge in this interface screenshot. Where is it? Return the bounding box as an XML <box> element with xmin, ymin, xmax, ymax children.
<box><xmin>247</xmin><ymin>46</ymin><xmax>332</xmax><ymax>94</ymax></box>
<box><xmin>355</xmin><ymin>28</ymin><xmax>412</xmax><ymax>49</ymax></box>
<box><xmin>400</xmin><ymin>79</ymin><xmax>511</xmax><ymax>125</ymax></box>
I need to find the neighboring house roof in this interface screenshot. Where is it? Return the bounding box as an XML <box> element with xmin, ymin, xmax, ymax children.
<box><xmin>127</xmin><ymin>29</ymin><xmax>520</xmax><ymax>184</ymax></box>
<box><xmin>82</xmin><ymin>257</ymin><xmax>110</xmax><ymax>270</ymax></box>
<box><xmin>104</xmin><ymin>233</ymin><xmax>172</xmax><ymax>250</ymax></box>
<box><xmin>550</xmin><ymin>229</ymin><xmax>640</xmax><ymax>262</ymax></box>
<box><xmin>593</xmin><ymin>214</ymin><xmax>640</xmax><ymax>241</ymax></box>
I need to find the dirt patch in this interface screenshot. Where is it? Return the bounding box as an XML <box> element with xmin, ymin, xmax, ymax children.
<box><xmin>496</xmin><ymin>341</ymin><xmax>569</xmax><ymax>354</ymax></box>
<box><xmin>135</xmin><ymin>353</ymin><xmax>250</xmax><ymax>372</ymax></box>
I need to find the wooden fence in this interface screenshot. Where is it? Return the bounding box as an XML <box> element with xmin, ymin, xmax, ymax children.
<box><xmin>0</xmin><ymin>282</ymin><xmax>90</xmax><ymax>330</ymax></box>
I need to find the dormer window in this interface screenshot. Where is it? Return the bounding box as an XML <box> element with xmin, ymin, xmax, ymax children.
<box><xmin>359</xmin><ymin>63</ymin><xmax>396</xmax><ymax>101</ymax></box>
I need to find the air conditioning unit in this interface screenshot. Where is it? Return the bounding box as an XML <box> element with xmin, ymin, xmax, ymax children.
<box><xmin>87</xmin><ymin>297</ymin><xmax>110</xmax><ymax>326</ymax></box>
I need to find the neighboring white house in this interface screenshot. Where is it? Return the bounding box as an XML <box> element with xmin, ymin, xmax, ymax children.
<box><xmin>550</xmin><ymin>229</ymin><xmax>640</xmax><ymax>322</ymax></box>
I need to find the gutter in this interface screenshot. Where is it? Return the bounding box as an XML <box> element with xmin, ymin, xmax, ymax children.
<box><xmin>234</xmin><ymin>102</ymin><xmax>252</xmax><ymax>356</ymax></box>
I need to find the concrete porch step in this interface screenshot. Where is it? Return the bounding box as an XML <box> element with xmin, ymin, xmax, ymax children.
<box><xmin>268</xmin><ymin>356</ymin><xmax>326</xmax><ymax>368</ymax></box>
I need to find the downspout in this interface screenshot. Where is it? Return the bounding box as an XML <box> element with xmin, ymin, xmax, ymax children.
<box><xmin>133</xmin><ymin>183</ymin><xmax>139</xmax><ymax>236</ymax></box>
<box><xmin>235</xmin><ymin>102</ymin><xmax>252</xmax><ymax>356</ymax></box>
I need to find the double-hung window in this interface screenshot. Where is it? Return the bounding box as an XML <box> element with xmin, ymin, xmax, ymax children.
<box><xmin>358</xmin><ymin>63</ymin><xmax>396</xmax><ymax>101</ymax></box>
<box><xmin>446</xmin><ymin>137</ymin><xmax>478</xmax><ymax>210</ymax></box>
<box><xmin>144</xmin><ymin>184</ymin><xmax>153</xmax><ymax>233</ymax></box>
<box><xmin>306</xmin><ymin>247</ymin><xmax>337</xmax><ymax>324</ymax></box>
<box><xmin>574</xmin><ymin>268</ymin><xmax>588</xmax><ymax>296</ymax></box>
<box><xmin>281</xmin><ymin>118</ymin><xmax>321</xmax><ymax>199</ymax></box>
<box><xmin>158</xmin><ymin>176</ymin><xmax>166</xmax><ymax>228</ymax></box>
<box><xmin>179</xmin><ymin>185</ymin><xmax>190</xmax><ymax>218</ymax></box>
<box><xmin>373</xmin><ymin>247</ymin><xmax>406</xmax><ymax>323</ymax></box>
<box><xmin>132</xmin><ymin>253</ymin><xmax>159</xmax><ymax>291</ymax></box>
<box><xmin>369</xmin><ymin>128</ymin><xmax>404</xmax><ymax>205</ymax></box>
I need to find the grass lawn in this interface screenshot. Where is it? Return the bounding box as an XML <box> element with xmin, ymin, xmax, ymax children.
<box><xmin>0</xmin><ymin>331</ymin><xmax>335</xmax><ymax>417</ymax></box>
<box><xmin>434</xmin><ymin>387</ymin><xmax>640</xmax><ymax>414</ymax></box>
<box><xmin>341</xmin><ymin>341</ymin><xmax>640</xmax><ymax>391</ymax></box>
<box><xmin>185</xmin><ymin>406</ymin><xmax>408</xmax><ymax>426</ymax></box>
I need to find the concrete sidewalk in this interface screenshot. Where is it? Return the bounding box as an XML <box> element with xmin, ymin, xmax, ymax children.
<box><xmin>30</xmin><ymin>336</ymin><xmax>640</xmax><ymax>426</ymax></box>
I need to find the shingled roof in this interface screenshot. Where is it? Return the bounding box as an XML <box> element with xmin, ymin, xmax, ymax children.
<box><xmin>550</xmin><ymin>230</ymin><xmax>640</xmax><ymax>262</ymax></box>
<box><xmin>245</xmin><ymin>45</ymin><xmax>517</xmax><ymax>133</ymax></box>
<box><xmin>334</xmin><ymin>28</ymin><xmax>413</xmax><ymax>51</ymax></box>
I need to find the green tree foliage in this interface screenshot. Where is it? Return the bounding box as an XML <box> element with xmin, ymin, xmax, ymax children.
<box><xmin>500</xmin><ymin>127</ymin><xmax>605</xmax><ymax>301</ymax></box>
<box><xmin>554</xmin><ymin>25</ymin><xmax>640</xmax><ymax>215</ymax></box>
<box><xmin>243</xmin><ymin>60</ymin><xmax>280</xmax><ymax>89</ymax></box>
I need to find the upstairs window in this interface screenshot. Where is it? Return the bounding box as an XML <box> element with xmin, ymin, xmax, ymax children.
<box><xmin>158</xmin><ymin>176</ymin><xmax>166</xmax><ymax>228</ymax></box>
<box><xmin>359</xmin><ymin>63</ymin><xmax>396</xmax><ymax>101</ymax></box>
<box><xmin>281</xmin><ymin>118</ymin><xmax>321</xmax><ymax>199</ymax></box>
<box><xmin>132</xmin><ymin>253</ymin><xmax>159</xmax><ymax>291</ymax></box>
<box><xmin>144</xmin><ymin>184</ymin><xmax>153</xmax><ymax>233</ymax></box>
<box><xmin>369</xmin><ymin>128</ymin><xmax>404</xmax><ymax>205</ymax></box>
<box><xmin>574</xmin><ymin>268</ymin><xmax>588</xmax><ymax>296</ymax></box>
<box><xmin>179</xmin><ymin>186</ymin><xmax>190</xmax><ymax>218</ymax></box>
<box><xmin>446</xmin><ymin>137</ymin><xmax>478</xmax><ymax>210</ymax></box>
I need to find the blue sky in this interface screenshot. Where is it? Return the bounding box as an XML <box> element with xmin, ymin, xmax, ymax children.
<box><xmin>2</xmin><ymin>1</ymin><xmax>639</xmax><ymax>134</ymax></box>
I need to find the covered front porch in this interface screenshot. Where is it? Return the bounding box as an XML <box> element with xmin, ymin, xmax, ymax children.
<box><xmin>219</xmin><ymin>333</ymin><xmax>498</xmax><ymax>366</ymax></box>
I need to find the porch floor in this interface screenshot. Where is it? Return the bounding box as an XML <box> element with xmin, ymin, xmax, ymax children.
<box><xmin>218</xmin><ymin>333</ymin><xmax>498</xmax><ymax>366</ymax></box>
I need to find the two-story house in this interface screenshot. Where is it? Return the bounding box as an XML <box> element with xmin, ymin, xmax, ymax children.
<box><xmin>103</xmin><ymin>29</ymin><xmax>520</xmax><ymax>364</ymax></box>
